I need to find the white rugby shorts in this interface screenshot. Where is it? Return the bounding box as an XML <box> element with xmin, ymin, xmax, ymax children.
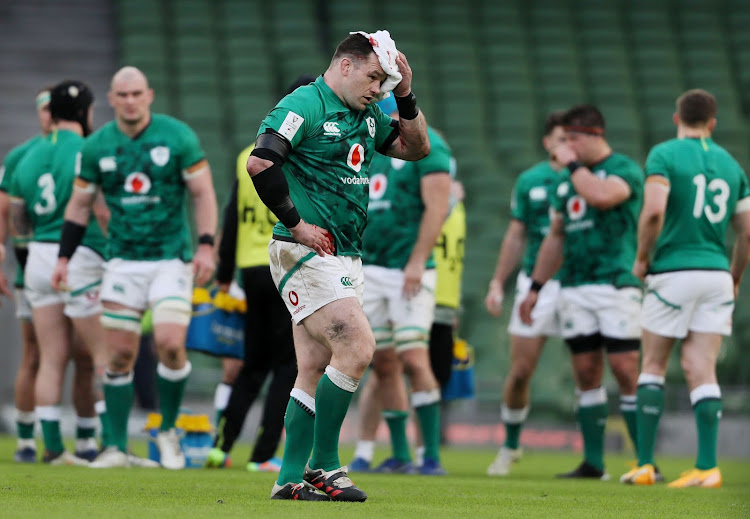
<box><xmin>642</xmin><ymin>270</ymin><xmax>734</xmax><ymax>338</ymax></box>
<box><xmin>100</xmin><ymin>258</ymin><xmax>193</xmax><ymax>311</ymax></box>
<box><xmin>508</xmin><ymin>271</ymin><xmax>561</xmax><ymax>338</ymax></box>
<box><xmin>363</xmin><ymin>264</ymin><xmax>436</xmax><ymax>350</ymax></box>
<box><xmin>25</xmin><ymin>242</ymin><xmax>104</xmax><ymax>318</ymax></box>
<box><xmin>268</xmin><ymin>240</ymin><xmax>364</xmax><ymax>324</ymax></box>
<box><xmin>559</xmin><ymin>284</ymin><xmax>642</xmax><ymax>340</ymax></box>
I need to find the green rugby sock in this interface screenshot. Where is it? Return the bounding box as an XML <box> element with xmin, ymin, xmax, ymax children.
<box><xmin>414</xmin><ymin>392</ymin><xmax>441</xmax><ymax>463</ymax></box>
<box><xmin>309</xmin><ymin>373</ymin><xmax>355</xmax><ymax>472</ymax></box>
<box><xmin>692</xmin><ymin>384</ymin><xmax>722</xmax><ymax>470</ymax></box>
<box><xmin>277</xmin><ymin>392</ymin><xmax>315</xmax><ymax>486</ymax></box>
<box><xmin>577</xmin><ymin>387</ymin><xmax>608</xmax><ymax>471</ymax></box>
<box><xmin>383</xmin><ymin>410</ymin><xmax>411</xmax><ymax>462</ymax></box>
<box><xmin>636</xmin><ymin>376</ymin><xmax>664</xmax><ymax>466</ymax></box>
<box><xmin>104</xmin><ymin>373</ymin><xmax>134</xmax><ymax>453</ymax></box>
<box><xmin>37</xmin><ymin>405</ymin><xmax>64</xmax><ymax>454</ymax></box>
<box><xmin>157</xmin><ymin>362</ymin><xmax>191</xmax><ymax>431</ymax></box>
<box><xmin>620</xmin><ymin>394</ymin><xmax>638</xmax><ymax>453</ymax></box>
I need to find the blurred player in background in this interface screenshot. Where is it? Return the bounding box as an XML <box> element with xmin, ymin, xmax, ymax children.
<box><xmin>621</xmin><ymin>89</ymin><xmax>750</xmax><ymax>488</ymax></box>
<box><xmin>485</xmin><ymin>112</ymin><xmax>566</xmax><ymax>476</ymax></box>
<box><xmin>350</xmin><ymin>93</ymin><xmax>451</xmax><ymax>475</ymax></box>
<box><xmin>52</xmin><ymin>67</ymin><xmax>218</xmax><ymax>469</ymax></box>
<box><xmin>521</xmin><ymin>105</ymin><xmax>643</xmax><ymax>480</ymax></box>
<box><xmin>246</xmin><ymin>32</ymin><xmax>429</xmax><ymax>501</ymax></box>
<box><xmin>9</xmin><ymin>80</ymin><xmax>108</xmax><ymax>465</ymax></box>
<box><xmin>205</xmin><ymin>75</ymin><xmax>316</xmax><ymax>473</ymax></box>
<box><xmin>0</xmin><ymin>87</ymin><xmax>51</xmax><ymax>462</ymax></box>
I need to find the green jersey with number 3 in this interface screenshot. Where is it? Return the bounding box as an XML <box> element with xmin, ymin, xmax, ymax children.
<box><xmin>362</xmin><ymin>126</ymin><xmax>454</xmax><ymax>269</ymax></box>
<box><xmin>9</xmin><ymin>129</ymin><xmax>107</xmax><ymax>255</ymax></box>
<box><xmin>78</xmin><ymin>114</ymin><xmax>205</xmax><ymax>261</ymax></box>
<box><xmin>257</xmin><ymin>76</ymin><xmax>398</xmax><ymax>256</ymax></box>
<box><xmin>645</xmin><ymin>137</ymin><xmax>750</xmax><ymax>273</ymax></box>
<box><xmin>552</xmin><ymin>153</ymin><xmax>644</xmax><ymax>288</ymax></box>
<box><xmin>1</xmin><ymin>134</ymin><xmax>46</xmax><ymax>287</ymax></box>
<box><xmin>511</xmin><ymin>161</ymin><xmax>561</xmax><ymax>276</ymax></box>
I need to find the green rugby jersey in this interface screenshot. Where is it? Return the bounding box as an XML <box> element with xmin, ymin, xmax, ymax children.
<box><xmin>362</xmin><ymin>125</ymin><xmax>454</xmax><ymax>269</ymax></box>
<box><xmin>552</xmin><ymin>153</ymin><xmax>644</xmax><ymax>288</ymax></box>
<box><xmin>9</xmin><ymin>130</ymin><xmax>107</xmax><ymax>255</ymax></box>
<box><xmin>78</xmin><ymin>114</ymin><xmax>204</xmax><ymax>261</ymax></box>
<box><xmin>1</xmin><ymin>134</ymin><xmax>46</xmax><ymax>287</ymax></box>
<box><xmin>645</xmin><ymin>137</ymin><xmax>750</xmax><ymax>273</ymax></box>
<box><xmin>510</xmin><ymin>161</ymin><xmax>561</xmax><ymax>276</ymax></box>
<box><xmin>257</xmin><ymin>76</ymin><xmax>398</xmax><ymax>256</ymax></box>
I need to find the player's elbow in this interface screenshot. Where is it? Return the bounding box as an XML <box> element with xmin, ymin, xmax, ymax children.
<box><xmin>247</xmin><ymin>156</ymin><xmax>270</xmax><ymax>177</ymax></box>
<box><xmin>414</xmin><ymin>139</ymin><xmax>430</xmax><ymax>160</ymax></box>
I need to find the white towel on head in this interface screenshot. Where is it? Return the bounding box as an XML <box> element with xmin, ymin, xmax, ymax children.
<box><xmin>350</xmin><ymin>30</ymin><xmax>402</xmax><ymax>100</ymax></box>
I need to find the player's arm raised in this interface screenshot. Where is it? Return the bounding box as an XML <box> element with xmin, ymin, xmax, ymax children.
<box><xmin>185</xmin><ymin>159</ymin><xmax>218</xmax><ymax>286</ymax></box>
<box><xmin>384</xmin><ymin>52</ymin><xmax>430</xmax><ymax>162</ymax></box>
<box><xmin>555</xmin><ymin>144</ymin><xmax>630</xmax><ymax>210</ymax></box>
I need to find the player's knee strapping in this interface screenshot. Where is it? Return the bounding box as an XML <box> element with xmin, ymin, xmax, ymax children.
<box><xmin>101</xmin><ymin>308</ymin><xmax>142</xmax><ymax>333</ymax></box>
<box><xmin>411</xmin><ymin>388</ymin><xmax>441</xmax><ymax>408</ymax></box>
<box><xmin>394</xmin><ymin>326</ymin><xmax>430</xmax><ymax>352</ymax></box>
<box><xmin>373</xmin><ymin>327</ymin><xmax>395</xmax><ymax>350</ymax></box>
<box><xmin>152</xmin><ymin>298</ymin><xmax>192</xmax><ymax>326</ymax></box>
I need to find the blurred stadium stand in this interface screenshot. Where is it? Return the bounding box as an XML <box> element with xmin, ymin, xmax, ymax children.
<box><xmin>1</xmin><ymin>0</ymin><xmax>749</xmax><ymax>420</ymax></box>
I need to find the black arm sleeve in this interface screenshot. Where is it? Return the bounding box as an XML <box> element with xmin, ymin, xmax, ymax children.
<box><xmin>216</xmin><ymin>180</ymin><xmax>238</xmax><ymax>284</ymax></box>
<box><xmin>13</xmin><ymin>246</ymin><xmax>28</xmax><ymax>271</ymax></box>
<box><xmin>58</xmin><ymin>220</ymin><xmax>86</xmax><ymax>259</ymax></box>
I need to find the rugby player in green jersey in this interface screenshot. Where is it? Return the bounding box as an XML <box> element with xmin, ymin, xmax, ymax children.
<box><xmin>351</xmin><ymin>94</ymin><xmax>452</xmax><ymax>476</ymax></box>
<box><xmin>10</xmin><ymin>80</ymin><xmax>109</xmax><ymax>466</ymax></box>
<box><xmin>620</xmin><ymin>90</ymin><xmax>750</xmax><ymax>488</ymax></box>
<box><xmin>520</xmin><ymin>105</ymin><xmax>643</xmax><ymax>480</ymax></box>
<box><xmin>0</xmin><ymin>87</ymin><xmax>51</xmax><ymax>463</ymax></box>
<box><xmin>485</xmin><ymin>112</ymin><xmax>566</xmax><ymax>476</ymax></box>
<box><xmin>247</xmin><ymin>32</ymin><xmax>429</xmax><ymax>501</ymax></box>
<box><xmin>51</xmin><ymin>67</ymin><xmax>219</xmax><ymax>470</ymax></box>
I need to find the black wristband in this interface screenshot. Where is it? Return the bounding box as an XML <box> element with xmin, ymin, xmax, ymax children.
<box><xmin>529</xmin><ymin>279</ymin><xmax>545</xmax><ymax>292</ymax></box>
<box><xmin>567</xmin><ymin>161</ymin><xmax>584</xmax><ymax>174</ymax></box>
<box><xmin>59</xmin><ymin>220</ymin><xmax>87</xmax><ymax>259</ymax></box>
<box><xmin>395</xmin><ymin>92</ymin><xmax>419</xmax><ymax>120</ymax></box>
<box><xmin>198</xmin><ymin>234</ymin><xmax>215</xmax><ymax>246</ymax></box>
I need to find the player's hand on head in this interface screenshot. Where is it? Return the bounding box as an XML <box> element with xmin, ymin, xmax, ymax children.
<box><xmin>289</xmin><ymin>220</ymin><xmax>335</xmax><ymax>257</ymax></box>
<box><xmin>393</xmin><ymin>52</ymin><xmax>413</xmax><ymax>97</ymax></box>
<box><xmin>193</xmin><ymin>245</ymin><xmax>216</xmax><ymax>286</ymax></box>
<box><xmin>51</xmin><ymin>258</ymin><xmax>69</xmax><ymax>292</ymax></box>
<box><xmin>519</xmin><ymin>291</ymin><xmax>538</xmax><ymax>325</ymax></box>
<box><xmin>485</xmin><ymin>280</ymin><xmax>504</xmax><ymax>317</ymax></box>
<box><xmin>402</xmin><ymin>260</ymin><xmax>424</xmax><ymax>300</ymax></box>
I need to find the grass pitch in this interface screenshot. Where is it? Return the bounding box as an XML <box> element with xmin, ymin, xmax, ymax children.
<box><xmin>0</xmin><ymin>435</ymin><xmax>748</xmax><ymax>518</ymax></box>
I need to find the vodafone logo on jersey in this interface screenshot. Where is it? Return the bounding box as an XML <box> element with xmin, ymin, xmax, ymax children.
<box><xmin>566</xmin><ymin>195</ymin><xmax>587</xmax><ymax>220</ymax></box>
<box><xmin>369</xmin><ymin>173</ymin><xmax>387</xmax><ymax>200</ymax></box>
<box><xmin>124</xmin><ymin>172</ymin><xmax>152</xmax><ymax>194</ymax></box>
<box><xmin>347</xmin><ymin>143</ymin><xmax>365</xmax><ymax>172</ymax></box>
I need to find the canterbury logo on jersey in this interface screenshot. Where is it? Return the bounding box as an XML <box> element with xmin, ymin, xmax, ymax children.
<box><xmin>340</xmin><ymin>277</ymin><xmax>353</xmax><ymax>287</ymax></box>
<box><xmin>323</xmin><ymin>122</ymin><xmax>341</xmax><ymax>136</ymax></box>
